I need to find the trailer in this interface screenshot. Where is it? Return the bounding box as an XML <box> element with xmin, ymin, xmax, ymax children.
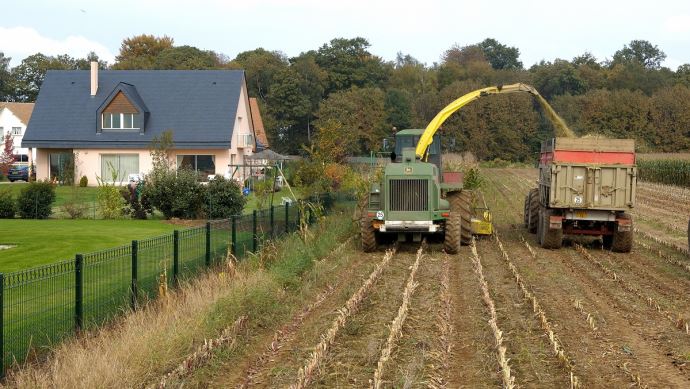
<box><xmin>524</xmin><ymin>137</ymin><xmax>637</xmax><ymax>252</ymax></box>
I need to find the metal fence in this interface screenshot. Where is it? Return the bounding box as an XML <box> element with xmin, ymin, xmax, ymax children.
<box><xmin>0</xmin><ymin>194</ymin><xmax>349</xmax><ymax>376</ymax></box>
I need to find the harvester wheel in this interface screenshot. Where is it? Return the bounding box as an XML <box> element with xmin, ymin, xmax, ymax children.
<box><xmin>611</xmin><ymin>213</ymin><xmax>633</xmax><ymax>253</ymax></box>
<box><xmin>527</xmin><ymin>188</ymin><xmax>539</xmax><ymax>233</ymax></box>
<box><xmin>444</xmin><ymin>192</ymin><xmax>462</xmax><ymax>254</ymax></box>
<box><xmin>523</xmin><ymin>194</ymin><xmax>530</xmax><ymax>228</ymax></box>
<box><xmin>457</xmin><ymin>190</ymin><xmax>474</xmax><ymax>245</ymax></box>
<box><xmin>540</xmin><ymin>209</ymin><xmax>563</xmax><ymax>249</ymax></box>
<box><xmin>360</xmin><ymin>201</ymin><xmax>377</xmax><ymax>253</ymax></box>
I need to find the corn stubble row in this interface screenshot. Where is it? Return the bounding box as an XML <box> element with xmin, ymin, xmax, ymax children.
<box><xmin>155</xmin><ymin>315</ymin><xmax>248</xmax><ymax>388</ymax></box>
<box><xmin>574</xmin><ymin>244</ymin><xmax>690</xmax><ymax>335</ymax></box>
<box><xmin>494</xmin><ymin>235</ymin><xmax>580</xmax><ymax>389</ymax></box>
<box><xmin>427</xmin><ymin>256</ymin><xmax>453</xmax><ymax>389</ymax></box>
<box><xmin>634</xmin><ymin>228</ymin><xmax>689</xmax><ymax>257</ymax></box>
<box><xmin>469</xmin><ymin>239</ymin><xmax>516</xmax><ymax>389</ymax></box>
<box><xmin>371</xmin><ymin>245</ymin><xmax>425</xmax><ymax>389</ymax></box>
<box><xmin>290</xmin><ymin>247</ymin><xmax>397</xmax><ymax>389</ymax></box>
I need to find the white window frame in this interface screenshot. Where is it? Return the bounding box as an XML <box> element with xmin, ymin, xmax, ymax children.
<box><xmin>12</xmin><ymin>127</ymin><xmax>21</xmax><ymax>135</ymax></box>
<box><xmin>102</xmin><ymin>113</ymin><xmax>140</xmax><ymax>130</ymax></box>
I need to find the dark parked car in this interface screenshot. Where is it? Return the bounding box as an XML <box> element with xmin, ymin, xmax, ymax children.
<box><xmin>7</xmin><ymin>165</ymin><xmax>36</xmax><ymax>182</ymax></box>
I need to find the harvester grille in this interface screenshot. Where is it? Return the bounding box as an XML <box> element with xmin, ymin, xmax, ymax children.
<box><xmin>389</xmin><ymin>179</ymin><xmax>429</xmax><ymax>211</ymax></box>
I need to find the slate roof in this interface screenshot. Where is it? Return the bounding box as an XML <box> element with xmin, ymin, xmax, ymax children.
<box><xmin>22</xmin><ymin>70</ymin><xmax>245</xmax><ymax>149</ymax></box>
<box><xmin>0</xmin><ymin>102</ymin><xmax>35</xmax><ymax>126</ymax></box>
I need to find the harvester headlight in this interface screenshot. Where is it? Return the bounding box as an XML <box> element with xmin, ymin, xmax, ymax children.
<box><xmin>376</xmin><ymin>210</ymin><xmax>385</xmax><ymax>220</ymax></box>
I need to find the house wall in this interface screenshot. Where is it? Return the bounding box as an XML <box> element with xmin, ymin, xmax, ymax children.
<box><xmin>229</xmin><ymin>82</ymin><xmax>254</xmax><ymax>169</ymax></box>
<box><xmin>0</xmin><ymin>107</ymin><xmax>35</xmax><ymax>159</ymax></box>
<box><xmin>32</xmin><ymin>148</ymin><xmax>234</xmax><ymax>186</ymax></box>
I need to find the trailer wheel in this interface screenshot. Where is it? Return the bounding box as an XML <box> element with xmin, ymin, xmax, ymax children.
<box><xmin>360</xmin><ymin>199</ymin><xmax>377</xmax><ymax>252</ymax></box>
<box><xmin>527</xmin><ymin>188</ymin><xmax>539</xmax><ymax>233</ymax></box>
<box><xmin>540</xmin><ymin>209</ymin><xmax>563</xmax><ymax>249</ymax></box>
<box><xmin>611</xmin><ymin>213</ymin><xmax>633</xmax><ymax>253</ymax></box>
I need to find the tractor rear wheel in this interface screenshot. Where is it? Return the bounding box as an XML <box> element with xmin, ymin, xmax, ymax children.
<box><xmin>360</xmin><ymin>198</ymin><xmax>377</xmax><ymax>252</ymax></box>
<box><xmin>611</xmin><ymin>213</ymin><xmax>633</xmax><ymax>253</ymax></box>
<box><xmin>540</xmin><ymin>208</ymin><xmax>563</xmax><ymax>249</ymax></box>
<box><xmin>527</xmin><ymin>188</ymin><xmax>539</xmax><ymax>233</ymax></box>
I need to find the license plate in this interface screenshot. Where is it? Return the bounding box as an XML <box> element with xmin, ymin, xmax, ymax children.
<box><xmin>575</xmin><ymin>211</ymin><xmax>587</xmax><ymax>218</ymax></box>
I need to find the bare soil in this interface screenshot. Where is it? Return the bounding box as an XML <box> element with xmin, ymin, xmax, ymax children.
<box><xmin>176</xmin><ymin>168</ymin><xmax>690</xmax><ymax>388</ymax></box>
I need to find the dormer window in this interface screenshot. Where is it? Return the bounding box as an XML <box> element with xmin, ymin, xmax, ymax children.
<box><xmin>97</xmin><ymin>83</ymin><xmax>149</xmax><ymax>133</ymax></box>
<box><xmin>102</xmin><ymin>113</ymin><xmax>140</xmax><ymax>130</ymax></box>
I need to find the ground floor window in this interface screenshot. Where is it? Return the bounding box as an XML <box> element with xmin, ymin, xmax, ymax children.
<box><xmin>176</xmin><ymin>154</ymin><xmax>215</xmax><ymax>179</ymax></box>
<box><xmin>101</xmin><ymin>154</ymin><xmax>139</xmax><ymax>182</ymax></box>
<box><xmin>49</xmin><ymin>152</ymin><xmax>74</xmax><ymax>184</ymax></box>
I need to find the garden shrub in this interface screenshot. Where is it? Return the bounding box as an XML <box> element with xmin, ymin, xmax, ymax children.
<box><xmin>79</xmin><ymin>175</ymin><xmax>88</xmax><ymax>187</ymax></box>
<box><xmin>17</xmin><ymin>181</ymin><xmax>56</xmax><ymax>219</ymax></box>
<box><xmin>97</xmin><ymin>167</ymin><xmax>127</xmax><ymax>219</ymax></box>
<box><xmin>144</xmin><ymin>168</ymin><xmax>206</xmax><ymax>219</ymax></box>
<box><xmin>206</xmin><ymin>177</ymin><xmax>246</xmax><ymax>219</ymax></box>
<box><xmin>0</xmin><ymin>189</ymin><xmax>16</xmax><ymax>218</ymax></box>
<box><xmin>97</xmin><ymin>184</ymin><xmax>125</xmax><ymax>219</ymax></box>
<box><xmin>120</xmin><ymin>181</ymin><xmax>152</xmax><ymax>220</ymax></box>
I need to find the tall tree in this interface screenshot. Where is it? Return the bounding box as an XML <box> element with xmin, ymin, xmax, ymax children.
<box><xmin>113</xmin><ymin>34</ymin><xmax>174</xmax><ymax>69</ymax></box>
<box><xmin>229</xmin><ymin>48</ymin><xmax>288</xmax><ymax>100</ymax></box>
<box><xmin>153</xmin><ymin>46</ymin><xmax>219</xmax><ymax>69</ymax></box>
<box><xmin>314</xmin><ymin>37</ymin><xmax>390</xmax><ymax>94</ymax></box>
<box><xmin>0</xmin><ymin>52</ymin><xmax>12</xmax><ymax>101</ymax></box>
<box><xmin>385</xmin><ymin>89</ymin><xmax>412</xmax><ymax>130</ymax></box>
<box><xmin>11</xmin><ymin>53</ymin><xmax>79</xmax><ymax>101</ymax></box>
<box><xmin>530</xmin><ymin>59</ymin><xmax>587</xmax><ymax>98</ymax></box>
<box><xmin>477</xmin><ymin>38</ymin><xmax>523</xmax><ymax>70</ymax></box>
<box><xmin>265</xmin><ymin>67</ymin><xmax>312</xmax><ymax>152</ymax></box>
<box><xmin>611</xmin><ymin>40</ymin><xmax>666</xmax><ymax>69</ymax></box>
<box><xmin>315</xmin><ymin>86</ymin><xmax>388</xmax><ymax>154</ymax></box>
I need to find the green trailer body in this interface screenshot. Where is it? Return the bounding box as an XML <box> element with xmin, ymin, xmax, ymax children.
<box><xmin>525</xmin><ymin>137</ymin><xmax>637</xmax><ymax>252</ymax></box>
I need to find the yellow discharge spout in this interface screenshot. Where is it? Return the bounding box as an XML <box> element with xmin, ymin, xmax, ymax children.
<box><xmin>415</xmin><ymin>83</ymin><xmax>575</xmax><ymax>160</ymax></box>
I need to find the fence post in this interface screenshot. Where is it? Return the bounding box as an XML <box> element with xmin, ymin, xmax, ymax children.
<box><xmin>131</xmin><ymin>240</ymin><xmax>138</xmax><ymax>310</ymax></box>
<box><xmin>0</xmin><ymin>273</ymin><xmax>4</xmax><ymax>378</ymax></box>
<box><xmin>285</xmin><ymin>203</ymin><xmax>290</xmax><ymax>234</ymax></box>
<box><xmin>75</xmin><ymin>254</ymin><xmax>84</xmax><ymax>332</ymax></box>
<box><xmin>252</xmin><ymin>210</ymin><xmax>258</xmax><ymax>252</ymax></box>
<box><xmin>270</xmin><ymin>205</ymin><xmax>275</xmax><ymax>237</ymax></box>
<box><xmin>173</xmin><ymin>230</ymin><xmax>180</xmax><ymax>285</ymax></box>
<box><xmin>296</xmin><ymin>202</ymin><xmax>301</xmax><ymax>229</ymax></box>
<box><xmin>205</xmin><ymin>222</ymin><xmax>211</xmax><ymax>267</ymax></box>
<box><xmin>231</xmin><ymin>216</ymin><xmax>237</xmax><ymax>257</ymax></box>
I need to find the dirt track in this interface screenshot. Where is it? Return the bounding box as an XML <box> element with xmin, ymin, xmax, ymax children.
<box><xmin>194</xmin><ymin>168</ymin><xmax>690</xmax><ymax>388</ymax></box>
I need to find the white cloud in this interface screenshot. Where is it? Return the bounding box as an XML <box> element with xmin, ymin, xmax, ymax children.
<box><xmin>0</xmin><ymin>26</ymin><xmax>115</xmax><ymax>65</ymax></box>
<box><xmin>664</xmin><ymin>15</ymin><xmax>690</xmax><ymax>34</ymax></box>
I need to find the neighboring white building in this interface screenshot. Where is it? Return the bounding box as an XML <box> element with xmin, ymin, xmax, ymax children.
<box><xmin>0</xmin><ymin>102</ymin><xmax>35</xmax><ymax>162</ymax></box>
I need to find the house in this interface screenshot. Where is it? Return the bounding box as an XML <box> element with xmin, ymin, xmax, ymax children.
<box><xmin>0</xmin><ymin>102</ymin><xmax>35</xmax><ymax>163</ymax></box>
<box><xmin>22</xmin><ymin>63</ymin><xmax>260</xmax><ymax>185</ymax></box>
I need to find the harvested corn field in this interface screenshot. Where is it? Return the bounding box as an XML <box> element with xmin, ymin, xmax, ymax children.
<box><xmin>196</xmin><ymin>168</ymin><xmax>690</xmax><ymax>388</ymax></box>
<box><xmin>9</xmin><ymin>169</ymin><xmax>690</xmax><ymax>388</ymax></box>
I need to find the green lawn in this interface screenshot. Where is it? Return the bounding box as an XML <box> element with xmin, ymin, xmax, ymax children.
<box><xmin>1</xmin><ymin>183</ymin><xmax>99</xmax><ymax>207</ymax></box>
<box><xmin>0</xmin><ymin>219</ymin><xmax>177</xmax><ymax>273</ymax></box>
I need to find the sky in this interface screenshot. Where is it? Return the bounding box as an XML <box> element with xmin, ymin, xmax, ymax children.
<box><xmin>1</xmin><ymin>0</ymin><xmax>689</xmax><ymax>69</ymax></box>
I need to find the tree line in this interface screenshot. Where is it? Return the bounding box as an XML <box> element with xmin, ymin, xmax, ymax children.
<box><xmin>1</xmin><ymin>35</ymin><xmax>689</xmax><ymax>161</ymax></box>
